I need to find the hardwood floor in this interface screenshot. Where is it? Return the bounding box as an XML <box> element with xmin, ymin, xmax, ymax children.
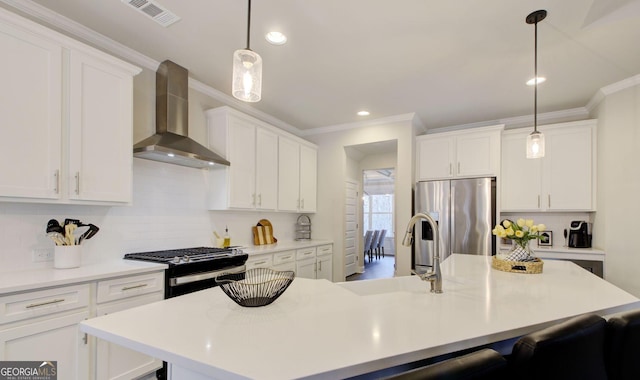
<box><xmin>346</xmin><ymin>255</ymin><xmax>395</xmax><ymax>281</ymax></box>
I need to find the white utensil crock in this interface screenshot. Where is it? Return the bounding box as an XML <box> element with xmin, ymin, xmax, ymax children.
<box><xmin>54</xmin><ymin>245</ymin><xmax>81</xmax><ymax>269</ymax></box>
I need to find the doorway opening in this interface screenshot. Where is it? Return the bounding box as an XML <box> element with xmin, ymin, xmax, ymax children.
<box><xmin>347</xmin><ymin>168</ymin><xmax>396</xmax><ymax>281</ymax></box>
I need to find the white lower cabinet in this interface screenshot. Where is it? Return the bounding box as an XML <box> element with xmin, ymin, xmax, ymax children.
<box><xmin>94</xmin><ymin>273</ymin><xmax>164</xmax><ymax>380</ymax></box>
<box><xmin>246</xmin><ymin>244</ymin><xmax>333</xmax><ymax>280</ymax></box>
<box><xmin>296</xmin><ymin>258</ymin><xmax>318</xmax><ymax>279</ymax></box>
<box><xmin>0</xmin><ymin>271</ymin><xmax>164</xmax><ymax>380</ymax></box>
<box><xmin>316</xmin><ymin>245</ymin><xmax>333</xmax><ymax>281</ymax></box>
<box><xmin>0</xmin><ymin>284</ymin><xmax>91</xmax><ymax>380</ymax></box>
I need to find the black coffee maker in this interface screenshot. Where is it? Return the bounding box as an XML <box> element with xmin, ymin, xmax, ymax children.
<box><xmin>568</xmin><ymin>221</ymin><xmax>592</xmax><ymax>248</ymax></box>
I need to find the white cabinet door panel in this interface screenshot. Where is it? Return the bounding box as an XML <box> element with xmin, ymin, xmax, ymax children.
<box><xmin>255</xmin><ymin>128</ymin><xmax>278</xmax><ymax>210</ymax></box>
<box><xmin>228</xmin><ymin>117</ymin><xmax>256</xmax><ymax>209</ymax></box>
<box><xmin>0</xmin><ymin>22</ymin><xmax>62</xmax><ymax>199</ymax></box>
<box><xmin>68</xmin><ymin>51</ymin><xmax>133</xmax><ymax>202</ymax></box>
<box><xmin>544</xmin><ymin>127</ymin><xmax>593</xmax><ymax>210</ymax></box>
<box><xmin>0</xmin><ymin>311</ymin><xmax>90</xmax><ymax>380</ymax></box>
<box><xmin>501</xmin><ymin>133</ymin><xmax>542</xmax><ymax>210</ymax></box>
<box><xmin>278</xmin><ymin>137</ymin><xmax>300</xmax><ymax>211</ymax></box>
<box><xmin>299</xmin><ymin>144</ymin><xmax>317</xmax><ymax>212</ymax></box>
<box><xmin>417</xmin><ymin>137</ymin><xmax>454</xmax><ymax>180</ymax></box>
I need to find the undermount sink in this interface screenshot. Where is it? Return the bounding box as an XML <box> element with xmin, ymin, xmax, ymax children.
<box><xmin>337</xmin><ymin>275</ymin><xmax>429</xmax><ymax>296</ymax></box>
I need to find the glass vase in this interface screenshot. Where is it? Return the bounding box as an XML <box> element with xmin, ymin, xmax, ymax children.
<box><xmin>504</xmin><ymin>240</ymin><xmax>535</xmax><ymax>262</ymax></box>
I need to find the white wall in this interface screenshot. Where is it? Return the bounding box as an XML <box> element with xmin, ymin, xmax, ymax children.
<box><xmin>591</xmin><ymin>83</ymin><xmax>640</xmax><ymax>296</ymax></box>
<box><xmin>306</xmin><ymin>117</ymin><xmax>418</xmax><ymax>281</ymax></box>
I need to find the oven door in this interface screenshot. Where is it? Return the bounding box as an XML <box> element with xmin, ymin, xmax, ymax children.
<box><xmin>166</xmin><ymin>265</ymin><xmax>246</xmax><ymax>298</ymax></box>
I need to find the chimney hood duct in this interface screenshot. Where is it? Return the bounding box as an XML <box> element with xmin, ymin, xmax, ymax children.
<box><xmin>133</xmin><ymin>60</ymin><xmax>230</xmax><ymax>168</ymax></box>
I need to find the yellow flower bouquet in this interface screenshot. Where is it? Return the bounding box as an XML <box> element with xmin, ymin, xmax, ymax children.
<box><xmin>492</xmin><ymin>219</ymin><xmax>546</xmax><ymax>262</ymax></box>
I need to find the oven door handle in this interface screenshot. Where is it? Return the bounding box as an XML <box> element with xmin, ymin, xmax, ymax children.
<box><xmin>169</xmin><ymin>265</ymin><xmax>246</xmax><ymax>287</ymax></box>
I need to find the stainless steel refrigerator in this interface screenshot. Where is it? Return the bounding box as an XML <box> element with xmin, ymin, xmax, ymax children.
<box><xmin>414</xmin><ymin>178</ymin><xmax>496</xmax><ymax>272</ymax></box>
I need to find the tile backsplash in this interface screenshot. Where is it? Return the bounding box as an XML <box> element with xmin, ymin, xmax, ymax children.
<box><xmin>0</xmin><ymin>159</ymin><xmax>301</xmax><ymax>271</ymax></box>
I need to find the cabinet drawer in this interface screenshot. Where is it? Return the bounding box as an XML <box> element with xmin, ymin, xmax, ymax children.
<box><xmin>273</xmin><ymin>250</ymin><xmax>296</xmax><ymax>265</ymax></box>
<box><xmin>296</xmin><ymin>247</ymin><xmax>317</xmax><ymax>260</ymax></box>
<box><xmin>97</xmin><ymin>272</ymin><xmax>164</xmax><ymax>304</ymax></box>
<box><xmin>0</xmin><ymin>284</ymin><xmax>90</xmax><ymax>325</ymax></box>
<box><xmin>246</xmin><ymin>255</ymin><xmax>273</xmax><ymax>270</ymax></box>
<box><xmin>317</xmin><ymin>244</ymin><xmax>333</xmax><ymax>256</ymax></box>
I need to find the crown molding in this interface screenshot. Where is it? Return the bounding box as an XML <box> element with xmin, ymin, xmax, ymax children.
<box><xmin>586</xmin><ymin>74</ymin><xmax>640</xmax><ymax>112</ymax></box>
<box><xmin>302</xmin><ymin>113</ymin><xmax>418</xmax><ymax>136</ymax></box>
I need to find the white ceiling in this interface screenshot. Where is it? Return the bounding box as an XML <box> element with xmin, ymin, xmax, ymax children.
<box><xmin>8</xmin><ymin>0</ymin><xmax>640</xmax><ymax>132</ymax></box>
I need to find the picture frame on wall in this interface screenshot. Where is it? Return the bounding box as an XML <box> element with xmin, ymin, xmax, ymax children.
<box><xmin>538</xmin><ymin>231</ymin><xmax>553</xmax><ymax>246</ymax></box>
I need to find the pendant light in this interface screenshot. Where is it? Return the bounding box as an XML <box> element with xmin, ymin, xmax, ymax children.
<box><xmin>232</xmin><ymin>0</ymin><xmax>262</xmax><ymax>102</ymax></box>
<box><xmin>525</xmin><ymin>10</ymin><xmax>547</xmax><ymax>159</ymax></box>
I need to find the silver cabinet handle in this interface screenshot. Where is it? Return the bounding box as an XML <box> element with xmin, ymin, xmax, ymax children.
<box><xmin>282</xmin><ymin>255</ymin><xmax>292</xmax><ymax>260</ymax></box>
<box><xmin>122</xmin><ymin>284</ymin><xmax>148</xmax><ymax>291</ymax></box>
<box><xmin>258</xmin><ymin>194</ymin><xmax>262</xmax><ymax>206</ymax></box>
<box><xmin>457</xmin><ymin>162</ymin><xmax>461</xmax><ymax>174</ymax></box>
<box><xmin>26</xmin><ymin>298</ymin><xmax>65</xmax><ymax>309</ymax></box>
<box><xmin>548</xmin><ymin>194</ymin><xmax>551</xmax><ymax>208</ymax></box>
<box><xmin>75</xmin><ymin>172</ymin><xmax>80</xmax><ymax>195</ymax></box>
<box><xmin>253</xmin><ymin>260</ymin><xmax>267</xmax><ymax>265</ymax></box>
<box><xmin>318</xmin><ymin>260</ymin><xmax>322</xmax><ymax>271</ymax></box>
<box><xmin>537</xmin><ymin>195</ymin><xmax>541</xmax><ymax>208</ymax></box>
<box><xmin>54</xmin><ymin>170</ymin><xmax>60</xmax><ymax>194</ymax></box>
<box><xmin>301</xmin><ymin>199</ymin><xmax>305</xmax><ymax>209</ymax></box>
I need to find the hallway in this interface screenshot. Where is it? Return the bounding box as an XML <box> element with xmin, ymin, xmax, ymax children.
<box><xmin>345</xmin><ymin>255</ymin><xmax>395</xmax><ymax>281</ymax></box>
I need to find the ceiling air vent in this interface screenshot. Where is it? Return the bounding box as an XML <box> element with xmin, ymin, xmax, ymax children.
<box><xmin>121</xmin><ymin>0</ymin><xmax>180</xmax><ymax>27</ymax></box>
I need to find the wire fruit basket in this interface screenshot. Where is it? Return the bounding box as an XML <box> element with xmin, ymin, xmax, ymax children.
<box><xmin>216</xmin><ymin>268</ymin><xmax>295</xmax><ymax>307</ymax></box>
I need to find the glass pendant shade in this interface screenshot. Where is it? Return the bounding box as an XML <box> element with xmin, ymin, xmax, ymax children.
<box><xmin>232</xmin><ymin>49</ymin><xmax>262</xmax><ymax>102</ymax></box>
<box><xmin>526</xmin><ymin>130</ymin><xmax>545</xmax><ymax>159</ymax></box>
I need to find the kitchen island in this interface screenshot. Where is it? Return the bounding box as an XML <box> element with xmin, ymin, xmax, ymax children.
<box><xmin>80</xmin><ymin>254</ymin><xmax>640</xmax><ymax>379</ymax></box>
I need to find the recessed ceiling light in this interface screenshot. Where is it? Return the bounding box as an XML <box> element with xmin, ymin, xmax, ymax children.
<box><xmin>265</xmin><ymin>31</ymin><xmax>287</xmax><ymax>45</ymax></box>
<box><xmin>526</xmin><ymin>76</ymin><xmax>546</xmax><ymax>86</ymax></box>
<box><xmin>357</xmin><ymin>110</ymin><xmax>370</xmax><ymax>116</ymax></box>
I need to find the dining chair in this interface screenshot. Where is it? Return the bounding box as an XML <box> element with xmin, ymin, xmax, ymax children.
<box><xmin>363</xmin><ymin>230</ymin><xmax>373</xmax><ymax>263</ymax></box>
<box><xmin>369</xmin><ymin>230</ymin><xmax>380</xmax><ymax>262</ymax></box>
<box><xmin>376</xmin><ymin>229</ymin><xmax>387</xmax><ymax>259</ymax></box>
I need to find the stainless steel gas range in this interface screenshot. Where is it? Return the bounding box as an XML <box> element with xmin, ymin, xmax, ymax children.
<box><xmin>124</xmin><ymin>247</ymin><xmax>248</xmax><ymax>298</ymax></box>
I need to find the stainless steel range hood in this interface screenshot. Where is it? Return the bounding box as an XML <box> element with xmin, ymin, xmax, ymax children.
<box><xmin>133</xmin><ymin>60</ymin><xmax>230</xmax><ymax>168</ymax></box>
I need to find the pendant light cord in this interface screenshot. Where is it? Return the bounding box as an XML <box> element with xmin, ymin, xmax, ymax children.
<box><xmin>246</xmin><ymin>0</ymin><xmax>252</xmax><ymax>50</ymax></box>
<box><xmin>534</xmin><ymin>19</ymin><xmax>538</xmax><ymax>133</ymax></box>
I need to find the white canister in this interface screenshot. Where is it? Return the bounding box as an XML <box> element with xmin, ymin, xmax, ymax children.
<box><xmin>54</xmin><ymin>245</ymin><xmax>82</xmax><ymax>269</ymax></box>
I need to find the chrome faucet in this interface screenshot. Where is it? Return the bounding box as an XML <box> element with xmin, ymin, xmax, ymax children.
<box><xmin>402</xmin><ymin>213</ymin><xmax>443</xmax><ymax>294</ymax></box>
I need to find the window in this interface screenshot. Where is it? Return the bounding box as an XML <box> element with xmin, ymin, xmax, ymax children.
<box><xmin>363</xmin><ymin>194</ymin><xmax>394</xmax><ymax>237</ymax></box>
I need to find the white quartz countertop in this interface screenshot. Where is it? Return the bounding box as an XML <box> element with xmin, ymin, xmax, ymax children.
<box><xmin>239</xmin><ymin>239</ymin><xmax>333</xmax><ymax>256</ymax></box>
<box><xmin>80</xmin><ymin>255</ymin><xmax>639</xmax><ymax>380</ymax></box>
<box><xmin>0</xmin><ymin>260</ymin><xmax>167</xmax><ymax>295</ymax></box>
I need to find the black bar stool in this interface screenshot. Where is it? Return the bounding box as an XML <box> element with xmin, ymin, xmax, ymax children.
<box><xmin>509</xmin><ymin>314</ymin><xmax>608</xmax><ymax>380</ymax></box>
<box><xmin>605</xmin><ymin>309</ymin><xmax>640</xmax><ymax>380</ymax></box>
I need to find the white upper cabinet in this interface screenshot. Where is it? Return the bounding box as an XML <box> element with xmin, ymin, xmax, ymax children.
<box><xmin>207</xmin><ymin>107</ymin><xmax>278</xmax><ymax>210</ymax></box>
<box><xmin>278</xmin><ymin>136</ymin><xmax>318</xmax><ymax>213</ymax></box>
<box><xmin>0</xmin><ymin>9</ymin><xmax>140</xmax><ymax>204</ymax></box>
<box><xmin>417</xmin><ymin>125</ymin><xmax>503</xmax><ymax>181</ymax></box>
<box><xmin>501</xmin><ymin>119</ymin><xmax>596</xmax><ymax>212</ymax></box>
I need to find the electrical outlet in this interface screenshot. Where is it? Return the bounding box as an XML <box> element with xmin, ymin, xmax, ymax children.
<box><xmin>33</xmin><ymin>248</ymin><xmax>53</xmax><ymax>262</ymax></box>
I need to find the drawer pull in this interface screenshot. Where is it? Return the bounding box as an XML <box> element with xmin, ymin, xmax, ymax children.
<box><xmin>26</xmin><ymin>298</ymin><xmax>65</xmax><ymax>309</ymax></box>
<box><xmin>281</xmin><ymin>256</ymin><xmax>292</xmax><ymax>260</ymax></box>
<box><xmin>122</xmin><ymin>284</ymin><xmax>148</xmax><ymax>291</ymax></box>
<box><xmin>254</xmin><ymin>260</ymin><xmax>267</xmax><ymax>265</ymax></box>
